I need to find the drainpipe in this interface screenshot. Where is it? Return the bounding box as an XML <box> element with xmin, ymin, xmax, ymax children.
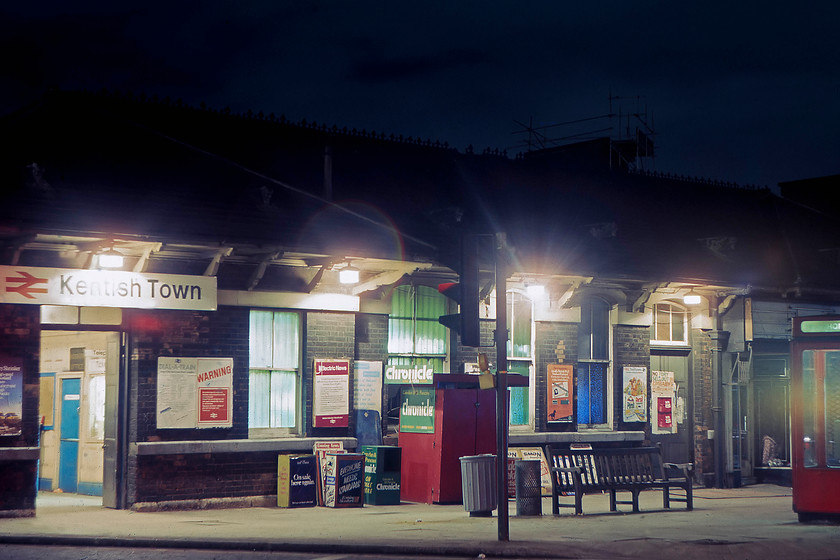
<box><xmin>709</xmin><ymin>299</ymin><xmax>730</xmax><ymax>488</ymax></box>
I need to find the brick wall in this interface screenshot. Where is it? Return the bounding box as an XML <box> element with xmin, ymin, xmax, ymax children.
<box><xmin>134</xmin><ymin>452</ymin><xmax>278</xmax><ymax>504</ymax></box>
<box><xmin>0</xmin><ymin>304</ymin><xmax>40</xmax><ymax>515</ymax></box>
<box><xmin>128</xmin><ymin>306</ymin><xmax>250</xmax><ymax>443</ymax></box>
<box><xmin>613</xmin><ymin>325</ymin><xmax>651</xmax><ymax>432</ymax></box>
<box><xmin>126</xmin><ymin>306</ymin><xmax>252</xmax><ymax>506</ymax></box>
<box><xmin>535</xmin><ymin>321</ymin><xmax>578</xmax><ymax>431</ymax></box>
<box><xmin>305</xmin><ymin>311</ymin><xmax>355</xmax><ymax>437</ymax></box>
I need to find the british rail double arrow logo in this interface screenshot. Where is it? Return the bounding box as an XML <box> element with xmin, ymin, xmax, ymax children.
<box><xmin>5</xmin><ymin>270</ymin><xmax>49</xmax><ymax>299</ymax></box>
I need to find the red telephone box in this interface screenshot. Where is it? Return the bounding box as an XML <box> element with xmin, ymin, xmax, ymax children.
<box><xmin>791</xmin><ymin>316</ymin><xmax>840</xmax><ymax>521</ymax></box>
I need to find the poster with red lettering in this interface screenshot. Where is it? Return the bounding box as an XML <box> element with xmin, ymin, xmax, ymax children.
<box><xmin>313</xmin><ymin>359</ymin><xmax>350</xmax><ymax>428</ymax></box>
<box><xmin>196</xmin><ymin>358</ymin><xmax>233</xmax><ymax>428</ymax></box>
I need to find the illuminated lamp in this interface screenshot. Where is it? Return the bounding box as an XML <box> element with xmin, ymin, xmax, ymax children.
<box><xmin>98</xmin><ymin>248</ymin><xmax>124</xmax><ymax>269</ymax></box>
<box><xmin>339</xmin><ymin>265</ymin><xmax>360</xmax><ymax>284</ymax></box>
<box><xmin>526</xmin><ymin>284</ymin><xmax>545</xmax><ymax>298</ymax></box>
<box><xmin>683</xmin><ymin>291</ymin><xmax>702</xmax><ymax>305</ymax></box>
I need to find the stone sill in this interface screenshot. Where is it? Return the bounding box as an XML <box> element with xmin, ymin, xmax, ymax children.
<box><xmin>131</xmin><ymin>437</ymin><xmax>357</xmax><ymax>456</ymax></box>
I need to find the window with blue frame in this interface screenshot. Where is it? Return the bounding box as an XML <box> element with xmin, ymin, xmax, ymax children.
<box><xmin>577</xmin><ymin>297</ymin><xmax>610</xmax><ymax>426</ymax></box>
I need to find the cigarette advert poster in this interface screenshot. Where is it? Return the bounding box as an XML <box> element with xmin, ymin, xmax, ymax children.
<box><xmin>0</xmin><ymin>357</ymin><xmax>23</xmax><ymax>437</ymax></box>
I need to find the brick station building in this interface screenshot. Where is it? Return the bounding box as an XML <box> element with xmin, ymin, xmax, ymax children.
<box><xmin>1</xmin><ymin>90</ymin><xmax>839</xmax><ymax>515</ymax></box>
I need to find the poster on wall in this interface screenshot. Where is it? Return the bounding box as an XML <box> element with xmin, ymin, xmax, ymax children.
<box><xmin>651</xmin><ymin>370</ymin><xmax>676</xmax><ymax>435</ymax></box>
<box><xmin>399</xmin><ymin>387</ymin><xmax>435</xmax><ymax>434</ymax></box>
<box><xmin>157</xmin><ymin>357</ymin><xmax>197</xmax><ymax>428</ymax></box>
<box><xmin>156</xmin><ymin>357</ymin><xmax>233</xmax><ymax>429</ymax></box>
<box><xmin>622</xmin><ymin>366</ymin><xmax>648</xmax><ymax>422</ymax></box>
<box><xmin>546</xmin><ymin>364</ymin><xmax>573</xmax><ymax>423</ymax></box>
<box><xmin>353</xmin><ymin>361</ymin><xmax>382</xmax><ymax>414</ymax></box>
<box><xmin>0</xmin><ymin>358</ymin><xmax>23</xmax><ymax>436</ymax></box>
<box><xmin>313</xmin><ymin>359</ymin><xmax>350</xmax><ymax>428</ymax></box>
<box><xmin>196</xmin><ymin>358</ymin><xmax>234</xmax><ymax>428</ymax></box>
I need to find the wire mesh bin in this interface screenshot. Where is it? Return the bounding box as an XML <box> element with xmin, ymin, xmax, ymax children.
<box><xmin>459</xmin><ymin>454</ymin><xmax>497</xmax><ymax>516</ymax></box>
<box><xmin>515</xmin><ymin>459</ymin><xmax>542</xmax><ymax>516</ymax></box>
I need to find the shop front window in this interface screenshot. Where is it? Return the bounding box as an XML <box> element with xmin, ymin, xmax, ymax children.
<box><xmin>249</xmin><ymin>310</ymin><xmax>300</xmax><ymax>434</ymax></box>
<box><xmin>578</xmin><ymin>297</ymin><xmax>610</xmax><ymax>427</ymax></box>
<box><xmin>508</xmin><ymin>291</ymin><xmax>534</xmax><ymax>428</ymax></box>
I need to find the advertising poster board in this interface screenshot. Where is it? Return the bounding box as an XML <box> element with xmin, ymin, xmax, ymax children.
<box><xmin>323</xmin><ymin>452</ymin><xmax>365</xmax><ymax>508</ymax></box>
<box><xmin>399</xmin><ymin>387</ymin><xmax>435</xmax><ymax>434</ymax></box>
<box><xmin>622</xmin><ymin>366</ymin><xmax>648</xmax><ymax>422</ymax></box>
<box><xmin>313</xmin><ymin>359</ymin><xmax>350</xmax><ymax>428</ymax></box>
<box><xmin>546</xmin><ymin>364</ymin><xmax>573</xmax><ymax>423</ymax></box>
<box><xmin>277</xmin><ymin>454</ymin><xmax>318</xmax><ymax>508</ymax></box>
<box><xmin>313</xmin><ymin>440</ymin><xmax>345</xmax><ymax>505</ymax></box>
<box><xmin>508</xmin><ymin>447</ymin><xmax>553</xmax><ymax>496</ymax></box>
<box><xmin>0</xmin><ymin>357</ymin><xmax>23</xmax><ymax>436</ymax></box>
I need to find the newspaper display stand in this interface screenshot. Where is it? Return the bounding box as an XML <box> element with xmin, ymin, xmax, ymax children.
<box><xmin>322</xmin><ymin>452</ymin><xmax>365</xmax><ymax>508</ymax></box>
<box><xmin>362</xmin><ymin>445</ymin><xmax>401</xmax><ymax>505</ymax></box>
<box><xmin>277</xmin><ymin>454</ymin><xmax>317</xmax><ymax>508</ymax></box>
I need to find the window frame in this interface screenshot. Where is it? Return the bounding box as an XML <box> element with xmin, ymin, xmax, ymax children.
<box><xmin>651</xmin><ymin>302</ymin><xmax>690</xmax><ymax>346</ymax></box>
<box><xmin>507</xmin><ymin>289</ymin><xmax>536</xmax><ymax>430</ymax></box>
<box><xmin>577</xmin><ymin>296</ymin><xmax>612</xmax><ymax>429</ymax></box>
<box><xmin>248</xmin><ymin>309</ymin><xmax>302</xmax><ymax>438</ymax></box>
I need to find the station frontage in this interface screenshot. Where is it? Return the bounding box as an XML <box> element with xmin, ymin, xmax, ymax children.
<box><xmin>2</xmin><ymin>91</ymin><xmax>839</xmax><ymax>516</ymax></box>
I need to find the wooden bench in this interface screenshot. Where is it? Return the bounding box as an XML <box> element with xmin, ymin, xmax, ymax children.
<box><xmin>546</xmin><ymin>445</ymin><xmax>694</xmax><ymax>515</ymax></box>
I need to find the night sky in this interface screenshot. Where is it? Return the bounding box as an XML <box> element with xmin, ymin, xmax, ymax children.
<box><xmin>3</xmin><ymin>2</ymin><xmax>838</xmax><ymax>189</ymax></box>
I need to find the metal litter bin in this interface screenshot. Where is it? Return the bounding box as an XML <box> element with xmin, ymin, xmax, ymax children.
<box><xmin>459</xmin><ymin>454</ymin><xmax>497</xmax><ymax>516</ymax></box>
<box><xmin>515</xmin><ymin>459</ymin><xmax>542</xmax><ymax>516</ymax></box>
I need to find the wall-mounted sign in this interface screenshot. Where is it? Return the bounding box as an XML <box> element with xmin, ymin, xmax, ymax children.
<box><xmin>156</xmin><ymin>357</ymin><xmax>233</xmax><ymax>429</ymax></box>
<box><xmin>399</xmin><ymin>387</ymin><xmax>435</xmax><ymax>434</ymax></box>
<box><xmin>0</xmin><ymin>265</ymin><xmax>217</xmax><ymax>310</ymax></box>
<box><xmin>546</xmin><ymin>364</ymin><xmax>573</xmax><ymax>423</ymax></box>
<box><xmin>622</xmin><ymin>366</ymin><xmax>648</xmax><ymax>422</ymax></box>
<box><xmin>353</xmin><ymin>361</ymin><xmax>382</xmax><ymax>414</ymax></box>
<box><xmin>384</xmin><ymin>364</ymin><xmax>434</xmax><ymax>385</ymax></box>
<box><xmin>0</xmin><ymin>358</ymin><xmax>23</xmax><ymax>436</ymax></box>
<box><xmin>313</xmin><ymin>359</ymin><xmax>350</xmax><ymax>428</ymax></box>
<box><xmin>651</xmin><ymin>370</ymin><xmax>676</xmax><ymax>435</ymax></box>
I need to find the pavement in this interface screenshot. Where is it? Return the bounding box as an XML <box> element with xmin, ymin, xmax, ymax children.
<box><xmin>1</xmin><ymin>484</ymin><xmax>839</xmax><ymax>559</ymax></box>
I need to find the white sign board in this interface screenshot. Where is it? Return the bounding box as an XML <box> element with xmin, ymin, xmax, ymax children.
<box><xmin>0</xmin><ymin>265</ymin><xmax>217</xmax><ymax>310</ymax></box>
<box><xmin>157</xmin><ymin>357</ymin><xmax>233</xmax><ymax>429</ymax></box>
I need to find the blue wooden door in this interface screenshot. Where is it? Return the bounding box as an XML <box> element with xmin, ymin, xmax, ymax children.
<box><xmin>59</xmin><ymin>378</ymin><xmax>81</xmax><ymax>493</ymax></box>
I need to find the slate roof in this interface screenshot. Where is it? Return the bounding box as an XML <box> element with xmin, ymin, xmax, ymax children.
<box><xmin>3</xmin><ymin>90</ymin><xmax>839</xmax><ymax>299</ymax></box>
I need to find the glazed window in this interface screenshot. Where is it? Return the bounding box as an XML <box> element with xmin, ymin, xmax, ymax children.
<box><xmin>652</xmin><ymin>303</ymin><xmax>689</xmax><ymax>345</ymax></box>
<box><xmin>249</xmin><ymin>310</ymin><xmax>301</xmax><ymax>433</ymax></box>
<box><xmin>508</xmin><ymin>290</ymin><xmax>534</xmax><ymax>428</ymax></box>
<box><xmin>578</xmin><ymin>297</ymin><xmax>610</xmax><ymax>426</ymax></box>
<box><xmin>388</xmin><ymin>284</ymin><xmax>447</xmax><ymax>373</ymax></box>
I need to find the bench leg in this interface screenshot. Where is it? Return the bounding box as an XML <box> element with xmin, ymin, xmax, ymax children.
<box><xmin>632</xmin><ymin>489</ymin><xmax>640</xmax><ymax>513</ymax></box>
<box><xmin>609</xmin><ymin>490</ymin><xmax>617</xmax><ymax>512</ymax></box>
<box><xmin>686</xmin><ymin>483</ymin><xmax>693</xmax><ymax>511</ymax></box>
<box><xmin>663</xmin><ymin>486</ymin><xmax>671</xmax><ymax>509</ymax></box>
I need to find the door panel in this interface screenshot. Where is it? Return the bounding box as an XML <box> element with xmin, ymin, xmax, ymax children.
<box><xmin>59</xmin><ymin>377</ymin><xmax>81</xmax><ymax>493</ymax></box>
<box><xmin>102</xmin><ymin>332</ymin><xmax>121</xmax><ymax>508</ymax></box>
<box><xmin>650</xmin><ymin>354</ymin><xmax>692</xmax><ymax>465</ymax></box>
